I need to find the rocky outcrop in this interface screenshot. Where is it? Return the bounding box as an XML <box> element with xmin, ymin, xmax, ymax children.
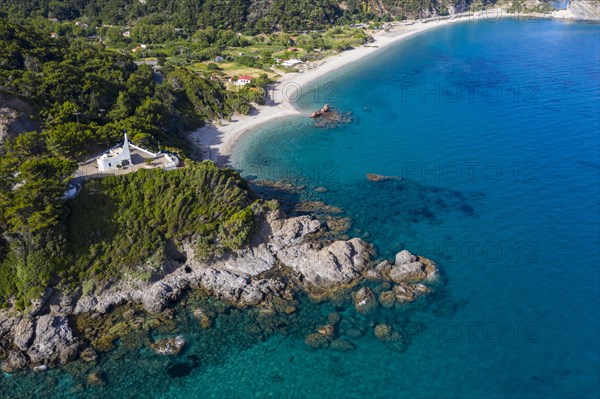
<box><xmin>149</xmin><ymin>336</ymin><xmax>186</xmax><ymax>356</ymax></box>
<box><xmin>1</xmin><ymin>350</ymin><xmax>28</xmax><ymax>373</ymax></box>
<box><xmin>310</xmin><ymin>103</ymin><xmax>332</xmax><ymax>118</ymax></box>
<box><xmin>309</xmin><ymin>104</ymin><xmax>353</xmax><ymax>128</ymax></box>
<box><xmin>0</xmin><ymin>211</ymin><xmax>438</xmax><ymax>371</ymax></box>
<box><xmin>0</xmin><ymin>96</ymin><xmax>38</xmax><ymax>145</ymax></box>
<box><xmin>395</xmin><ymin>249</ymin><xmax>417</xmax><ymax>265</ymax></box>
<box><xmin>277</xmin><ymin>237</ymin><xmax>374</xmax><ymax>294</ymax></box>
<box><xmin>390</xmin><ymin>261</ymin><xmax>428</xmax><ymax>283</ymax></box>
<box><xmin>13</xmin><ymin>317</ymin><xmax>34</xmax><ymax>352</ymax></box>
<box><xmin>26</xmin><ymin>315</ymin><xmax>79</xmax><ymax>368</ymax></box>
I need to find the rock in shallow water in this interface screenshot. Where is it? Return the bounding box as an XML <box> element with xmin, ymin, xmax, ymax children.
<box><xmin>304</xmin><ymin>333</ymin><xmax>330</xmax><ymax>349</ymax></box>
<box><xmin>150</xmin><ymin>336</ymin><xmax>186</xmax><ymax>356</ymax></box>
<box><xmin>330</xmin><ymin>338</ymin><xmax>355</xmax><ymax>352</ymax></box>
<box><xmin>87</xmin><ymin>371</ymin><xmax>107</xmax><ymax>386</ymax></box>
<box><xmin>80</xmin><ymin>347</ymin><xmax>98</xmax><ymax>363</ymax></box>
<box><xmin>390</xmin><ymin>262</ymin><xmax>427</xmax><ymax>283</ymax></box>
<box><xmin>393</xmin><ymin>283</ymin><xmax>430</xmax><ymax>303</ymax></box>
<box><xmin>395</xmin><ymin>250</ymin><xmax>417</xmax><ymax>265</ymax></box>
<box><xmin>378</xmin><ymin>290</ymin><xmax>396</xmax><ymax>308</ymax></box>
<box><xmin>353</xmin><ymin>287</ymin><xmax>378</xmax><ymax>314</ymax></box>
<box><xmin>374</xmin><ymin>324</ymin><xmax>401</xmax><ymax>342</ymax></box>
<box><xmin>192</xmin><ymin>308</ymin><xmax>212</xmax><ymax>329</ymax></box>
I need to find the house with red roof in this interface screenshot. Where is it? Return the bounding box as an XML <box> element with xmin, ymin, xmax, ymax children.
<box><xmin>233</xmin><ymin>75</ymin><xmax>253</xmax><ymax>86</ymax></box>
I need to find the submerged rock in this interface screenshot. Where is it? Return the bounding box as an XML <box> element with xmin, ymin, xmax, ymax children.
<box><xmin>304</xmin><ymin>332</ymin><xmax>329</xmax><ymax>349</ymax></box>
<box><xmin>0</xmin><ymin>209</ymin><xmax>441</xmax><ymax>371</ymax></box>
<box><xmin>330</xmin><ymin>338</ymin><xmax>355</xmax><ymax>352</ymax></box>
<box><xmin>353</xmin><ymin>287</ymin><xmax>378</xmax><ymax>314</ymax></box>
<box><xmin>374</xmin><ymin>324</ymin><xmax>401</xmax><ymax>342</ymax></box>
<box><xmin>192</xmin><ymin>308</ymin><xmax>212</xmax><ymax>329</ymax></box>
<box><xmin>327</xmin><ymin>312</ymin><xmax>342</xmax><ymax>326</ymax></box>
<box><xmin>366</xmin><ymin>173</ymin><xmax>401</xmax><ymax>182</ymax></box>
<box><xmin>150</xmin><ymin>336</ymin><xmax>186</xmax><ymax>356</ymax></box>
<box><xmin>80</xmin><ymin>347</ymin><xmax>98</xmax><ymax>363</ymax></box>
<box><xmin>317</xmin><ymin>324</ymin><xmax>335</xmax><ymax>337</ymax></box>
<box><xmin>378</xmin><ymin>290</ymin><xmax>396</xmax><ymax>308</ymax></box>
<box><xmin>87</xmin><ymin>371</ymin><xmax>107</xmax><ymax>386</ymax></box>
<box><xmin>393</xmin><ymin>283</ymin><xmax>430</xmax><ymax>303</ymax></box>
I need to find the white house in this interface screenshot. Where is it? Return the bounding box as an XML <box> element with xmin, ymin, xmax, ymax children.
<box><xmin>233</xmin><ymin>75</ymin><xmax>253</xmax><ymax>86</ymax></box>
<box><xmin>280</xmin><ymin>59</ymin><xmax>303</xmax><ymax>68</ymax></box>
<box><xmin>97</xmin><ymin>133</ymin><xmax>132</xmax><ymax>172</ymax></box>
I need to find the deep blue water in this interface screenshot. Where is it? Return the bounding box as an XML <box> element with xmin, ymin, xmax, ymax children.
<box><xmin>2</xmin><ymin>18</ymin><xmax>599</xmax><ymax>399</ymax></box>
<box><xmin>231</xmin><ymin>18</ymin><xmax>600</xmax><ymax>398</ymax></box>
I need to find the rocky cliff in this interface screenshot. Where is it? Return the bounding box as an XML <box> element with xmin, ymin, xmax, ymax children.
<box><xmin>553</xmin><ymin>0</ymin><xmax>600</xmax><ymax>21</ymax></box>
<box><xmin>0</xmin><ymin>208</ymin><xmax>438</xmax><ymax>372</ymax></box>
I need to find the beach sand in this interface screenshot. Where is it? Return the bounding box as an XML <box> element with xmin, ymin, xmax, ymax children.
<box><xmin>187</xmin><ymin>10</ymin><xmax>549</xmax><ymax>164</ymax></box>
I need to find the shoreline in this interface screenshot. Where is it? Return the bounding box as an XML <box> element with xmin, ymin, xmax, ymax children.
<box><xmin>187</xmin><ymin>9</ymin><xmax>595</xmax><ymax>165</ymax></box>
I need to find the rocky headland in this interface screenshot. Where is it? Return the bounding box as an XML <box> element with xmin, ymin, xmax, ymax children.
<box><xmin>0</xmin><ymin>206</ymin><xmax>438</xmax><ymax>373</ymax></box>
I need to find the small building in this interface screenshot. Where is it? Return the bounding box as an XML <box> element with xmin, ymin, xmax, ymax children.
<box><xmin>50</xmin><ymin>32</ymin><xmax>59</xmax><ymax>39</ymax></box>
<box><xmin>122</xmin><ymin>30</ymin><xmax>131</xmax><ymax>38</ymax></box>
<box><xmin>76</xmin><ymin>132</ymin><xmax>180</xmax><ymax>178</ymax></box>
<box><xmin>97</xmin><ymin>133</ymin><xmax>132</xmax><ymax>172</ymax></box>
<box><xmin>233</xmin><ymin>75</ymin><xmax>253</xmax><ymax>86</ymax></box>
<box><xmin>280</xmin><ymin>59</ymin><xmax>303</xmax><ymax>68</ymax></box>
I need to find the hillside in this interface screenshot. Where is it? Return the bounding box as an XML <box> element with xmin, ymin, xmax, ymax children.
<box><xmin>0</xmin><ymin>0</ymin><xmax>513</xmax><ymax>31</ymax></box>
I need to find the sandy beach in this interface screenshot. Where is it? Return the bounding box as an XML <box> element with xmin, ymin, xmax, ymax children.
<box><xmin>187</xmin><ymin>9</ymin><xmax>555</xmax><ymax>164</ymax></box>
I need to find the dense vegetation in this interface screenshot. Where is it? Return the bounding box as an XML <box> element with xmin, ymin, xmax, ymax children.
<box><xmin>64</xmin><ymin>162</ymin><xmax>257</xmax><ymax>288</ymax></box>
<box><xmin>0</xmin><ymin>19</ymin><xmax>269</xmax><ymax>308</ymax></box>
<box><xmin>0</xmin><ymin>0</ymin><xmax>558</xmax><ymax>33</ymax></box>
<box><xmin>0</xmin><ymin>20</ymin><xmax>268</xmax><ymax>151</ymax></box>
<box><xmin>0</xmin><ymin>161</ymin><xmax>259</xmax><ymax>308</ymax></box>
<box><xmin>0</xmin><ymin>0</ymin><xmax>475</xmax><ymax>31</ymax></box>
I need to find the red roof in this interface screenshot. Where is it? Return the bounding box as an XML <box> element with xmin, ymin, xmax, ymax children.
<box><xmin>238</xmin><ymin>75</ymin><xmax>253</xmax><ymax>81</ymax></box>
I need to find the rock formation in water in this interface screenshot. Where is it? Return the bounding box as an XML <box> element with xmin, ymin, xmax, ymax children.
<box><xmin>310</xmin><ymin>104</ymin><xmax>353</xmax><ymax>128</ymax></box>
<box><xmin>0</xmin><ymin>207</ymin><xmax>438</xmax><ymax>372</ymax></box>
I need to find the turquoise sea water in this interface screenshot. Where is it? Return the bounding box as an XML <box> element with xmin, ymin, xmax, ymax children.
<box><xmin>2</xmin><ymin>18</ymin><xmax>599</xmax><ymax>399</ymax></box>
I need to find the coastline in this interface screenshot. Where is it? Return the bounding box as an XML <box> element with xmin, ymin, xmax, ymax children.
<box><xmin>187</xmin><ymin>9</ymin><xmax>591</xmax><ymax>165</ymax></box>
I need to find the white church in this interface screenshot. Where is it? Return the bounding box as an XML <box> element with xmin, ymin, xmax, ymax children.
<box><xmin>97</xmin><ymin>133</ymin><xmax>134</xmax><ymax>171</ymax></box>
<box><xmin>75</xmin><ymin>132</ymin><xmax>180</xmax><ymax>177</ymax></box>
